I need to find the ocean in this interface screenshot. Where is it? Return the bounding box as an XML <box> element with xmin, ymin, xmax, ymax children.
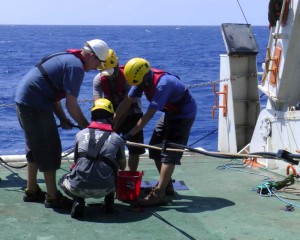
<box><xmin>0</xmin><ymin>25</ymin><xmax>269</xmax><ymax>155</ymax></box>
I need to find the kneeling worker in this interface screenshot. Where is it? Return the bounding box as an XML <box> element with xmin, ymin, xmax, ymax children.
<box><xmin>59</xmin><ymin>98</ymin><xmax>126</xmax><ymax>218</ymax></box>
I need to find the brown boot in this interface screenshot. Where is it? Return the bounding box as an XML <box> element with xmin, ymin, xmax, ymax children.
<box><xmin>145</xmin><ymin>179</ymin><xmax>175</xmax><ymax>195</ymax></box>
<box><xmin>138</xmin><ymin>188</ymin><xmax>167</xmax><ymax>207</ymax></box>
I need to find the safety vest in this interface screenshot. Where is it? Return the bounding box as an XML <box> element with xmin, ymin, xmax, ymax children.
<box><xmin>88</xmin><ymin>121</ymin><xmax>114</xmax><ymax>132</ymax></box>
<box><xmin>143</xmin><ymin>68</ymin><xmax>183</xmax><ymax>114</ymax></box>
<box><xmin>100</xmin><ymin>66</ymin><xmax>126</xmax><ymax>108</ymax></box>
<box><xmin>71</xmin><ymin>121</ymin><xmax>116</xmax><ymax>177</ymax></box>
<box><xmin>36</xmin><ymin>49</ymin><xmax>83</xmax><ymax>102</ymax></box>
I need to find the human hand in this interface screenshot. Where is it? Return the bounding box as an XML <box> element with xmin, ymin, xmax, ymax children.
<box><xmin>121</xmin><ymin>133</ymin><xmax>132</xmax><ymax>142</ymax></box>
<box><xmin>59</xmin><ymin>118</ymin><xmax>74</xmax><ymax>130</ymax></box>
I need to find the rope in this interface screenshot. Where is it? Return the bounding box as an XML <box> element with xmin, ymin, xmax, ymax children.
<box><xmin>219</xmin><ymin>158</ymin><xmax>300</xmax><ymax>209</ymax></box>
<box><xmin>217</xmin><ymin>159</ymin><xmax>271</xmax><ymax>182</ymax></box>
<box><xmin>259</xmin><ymin>182</ymin><xmax>300</xmax><ymax>209</ymax></box>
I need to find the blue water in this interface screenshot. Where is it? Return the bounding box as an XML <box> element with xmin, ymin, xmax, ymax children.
<box><xmin>0</xmin><ymin>25</ymin><xmax>269</xmax><ymax>155</ymax></box>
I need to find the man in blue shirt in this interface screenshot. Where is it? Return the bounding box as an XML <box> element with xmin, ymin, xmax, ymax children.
<box><xmin>114</xmin><ymin>58</ymin><xmax>197</xmax><ymax>206</ymax></box>
<box><xmin>15</xmin><ymin>39</ymin><xmax>109</xmax><ymax>209</ymax></box>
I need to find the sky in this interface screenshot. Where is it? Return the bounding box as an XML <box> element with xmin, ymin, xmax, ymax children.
<box><xmin>0</xmin><ymin>0</ymin><xmax>269</xmax><ymax>26</ymax></box>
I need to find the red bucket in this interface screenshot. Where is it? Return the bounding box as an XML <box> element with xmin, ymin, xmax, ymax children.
<box><xmin>116</xmin><ymin>171</ymin><xmax>143</xmax><ymax>201</ymax></box>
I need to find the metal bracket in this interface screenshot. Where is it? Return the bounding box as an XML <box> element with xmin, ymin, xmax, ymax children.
<box><xmin>212</xmin><ymin>83</ymin><xmax>228</xmax><ymax>118</ymax></box>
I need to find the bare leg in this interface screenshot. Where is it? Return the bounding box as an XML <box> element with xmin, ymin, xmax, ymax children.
<box><xmin>27</xmin><ymin>162</ymin><xmax>39</xmax><ymax>191</ymax></box>
<box><xmin>155</xmin><ymin>160</ymin><xmax>162</xmax><ymax>173</ymax></box>
<box><xmin>128</xmin><ymin>154</ymin><xmax>139</xmax><ymax>171</ymax></box>
<box><xmin>157</xmin><ymin>163</ymin><xmax>175</xmax><ymax>192</ymax></box>
<box><xmin>44</xmin><ymin>170</ymin><xmax>58</xmax><ymax>199</ymax></box>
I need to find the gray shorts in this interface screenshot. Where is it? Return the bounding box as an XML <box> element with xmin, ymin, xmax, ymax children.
<box><xmin>16</xmin><ymin>103</ymin><xmax>61</xmax><ymax>172</ymax></box>
<box><xmin>149</xmin><ymin>115</ymin><xmax>195</xmax><ymax>165</ymax></box>
<box><xmin>59</xmin><ymin>173</ymin><xmax>114</xmax><ymax>199</ymax></box>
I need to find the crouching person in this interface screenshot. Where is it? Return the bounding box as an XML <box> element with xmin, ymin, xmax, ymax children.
<box><xmin>59</xmin><ymin>98</ymin><xmax>126</xmax><ymax>218</ymax></box>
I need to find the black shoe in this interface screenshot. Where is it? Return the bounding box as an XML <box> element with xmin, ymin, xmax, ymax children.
<box><xmin>71</xmin><ymin>198</ymin><xmax>85</xmax><ymax>218</ymax></box>
<box><xmin>103</xmin><ymin>192</ymin><xmax>114</xmax><ymax>213</ymax></box>
<box><xmin>44</xmin><ymin>190</ymin><xmax>73</xmax><ymax>209</ymax></box>
<box><xmin>23</xmin><ymin>185</ymin><xmax>46</xmax><ymax>203</ymax></box>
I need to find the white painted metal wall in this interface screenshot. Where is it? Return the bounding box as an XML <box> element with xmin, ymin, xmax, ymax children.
<box><xmin>218</xmin><ymin>54</ymin><xmax>260</xmax><ymax>153</ymax></box>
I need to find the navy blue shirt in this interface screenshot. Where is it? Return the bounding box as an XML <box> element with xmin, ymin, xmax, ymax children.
<box><xmin>15</xmin><ymin>54</ymin><xmax>84</xmax><ymax>110</ymax></box>
<box><xmin>128</xmin><ymin>72</ymin><xmax>197</xmax><ymax>119</ymax></box>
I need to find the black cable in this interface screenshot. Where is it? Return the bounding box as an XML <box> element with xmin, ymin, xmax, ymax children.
<box><xmin>236</xmin><ymin>0</ymin><xmax>249</xmax><ymax>25</ymax></box>
<box><xmin>0</xmin><ymin>157</ymin><xmax>27</xmax><ymax>169</ymax></box>
<box><xmin>188</xmin><ymin>128</ymin><xmax>218</xmax><ymax>147</ymax></box>
<box><xmin>168</xmin><ymin>142</ymin><xmax>238</xmax><ymax>159</ymax></box>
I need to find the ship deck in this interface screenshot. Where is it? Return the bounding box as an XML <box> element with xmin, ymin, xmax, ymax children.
<box><xmin>1</xmin><ymin>153</ymin><xmax>300</xmax><ymax>240</ymax></box>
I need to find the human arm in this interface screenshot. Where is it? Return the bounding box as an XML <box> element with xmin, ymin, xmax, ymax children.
<box><xmin>93</xmin><ymin>73</ymin><xmax>102</xmax><ymax>101</ymax></box>
<box><xmin>113</xmin><ymin>96</ymin><xmax>136</xmax><ymax>131</ymax></box>
<box><xmin>65</xmin><ymin>93</ymin><xmax>89</xmax><ymax>130</ymax></box>
<box><xmin>52</xmin><ymin>101</ymin><xmax>73</xmax><ymax>129</ymax></box>
<box><xmin>126</xmin><ymin>107</ymin><xmax>157</xmax><ymax>137</ymax></box>
<box><xmin>116</xmin><ymin>137</ymin><xmax>127</xmax><ymax>170</ymax></box>
<box><xmin>118</xmin><ymin>158</ymin><xmax>126</xmax><ymax>170</ymax></box>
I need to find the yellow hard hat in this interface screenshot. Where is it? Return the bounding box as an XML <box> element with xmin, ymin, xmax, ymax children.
<box><xmin>91</xmin><ymin>98</ymin><xmax>114</xmax><ymax>114</ymax></box>
<box><xmin>124</xmin><ymin>58</ymin><xmax>150</xmax><ymax>86</ymax></box>
<box><xmin>98</xmin><ymin>49</ymin><xmax>119</xmax><ymax>71</ymax></box>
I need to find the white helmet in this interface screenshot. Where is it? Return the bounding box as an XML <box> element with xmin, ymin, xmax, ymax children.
<box><xmin>86</xmin><ymin>39</ymin><xmax>109</xmax><ymax>62</ymax></box>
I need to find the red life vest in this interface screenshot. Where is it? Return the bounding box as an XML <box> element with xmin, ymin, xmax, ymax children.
<box><xmin>100</xmin><ymin>66</ymin><xmax>126</xmax><ymax>106</ymax></box>
<box><xmin>69</xmin><ymin>121</ymin><xmax>114</xmax><ymax>170</ymax></box>
<box><xmin>66</xmin><ymin>49</ymin><xmax>85</xmax><ymax>64</ymax></box>
<box><xmin>88</xmin><ymin>121</ymin><xmax>114</xmax><ymax>132</ymax></box>
<box><xmin>143</xmin><ymin>68</ymin><xmax>181</xmax><ymax>114</ymax></box>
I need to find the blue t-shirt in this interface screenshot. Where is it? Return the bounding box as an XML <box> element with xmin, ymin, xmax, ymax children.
<box><xmin>15</xmin><ymin>53</ymin><xmax>84</xmax><ymax>110</ymax></box>
<box><xmin>128</xmin><ymin>72</ymin><xmax>197</xmax><ymax>119</ymax></box>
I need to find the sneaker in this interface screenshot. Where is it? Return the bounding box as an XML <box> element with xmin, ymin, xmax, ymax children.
<box><xmin>103</xmin><ymin>192</ymin><xmax>115</xmax><ymax>213</ymax></box>
<box><xmin>44</xmin><ymin>190</ymin><xmax>73</xmax><ymax>209</ymax></box>
<box><xmin>166</xmin><ymin>179</ymin><xmax>175</xmax><ymax>196</ymax></box>
<box><xmin>71</xmin><ymin>198</ymin><xmax>85</xmax><ymax>218</ymax></box>
<box><xmin>138</xmin><ymin>188</ymin><xmax>167</xmax><ymax>207</ymax></box>
<box><xmin>23</xmin><ymin>185</ymin><xmax>46</xmax><ymax>203</ymax></box>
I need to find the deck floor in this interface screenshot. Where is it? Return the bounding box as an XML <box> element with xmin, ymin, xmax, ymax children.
<box><xmin>1</xmin><ymin>154</ymin><xmax>300</xmax><ymax>240</ymax></box>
